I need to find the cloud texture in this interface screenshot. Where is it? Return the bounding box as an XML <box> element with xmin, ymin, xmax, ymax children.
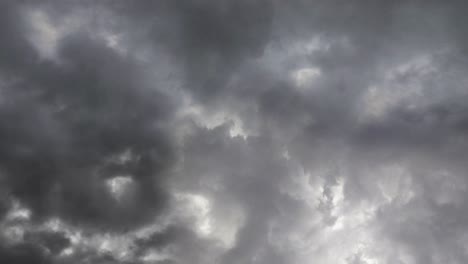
<box><xmin>1</xmin><ymin>1</ymin><xmax>468</xmax><ymax>263</ymax></box>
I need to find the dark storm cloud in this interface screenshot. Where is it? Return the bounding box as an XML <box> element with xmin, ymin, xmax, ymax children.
<box><xmin>108</xmin><ymin>0</ymin><xmax>273</xmax><ymax>101</ymax></box>
<box><xmin>0</xmin><ymin>243</ymin><xmax>51</xmax><ymax>264</ymax></box>
<box><xmin>0</xmin><ymin>2</ymin><xmax>37</xmax><ymax>74</ymax></box>
<box><xmin>0</xmin><ymin>227</ymin><xmax>71</xmax><ymax>263</ymax></box>
<box><xmin>0</xmin><ymin>0</ymin><xmax>175</xmax><ymax>233</ymax></box>
<box><xmin>25</xmin><ymin>230</ymin><xmax>70</xmax><ymax>255</ymax></box>
<box><xmin>2</xmin><ymin>0</ymin><xmax>468</xmax><ymax>264</ymax></box>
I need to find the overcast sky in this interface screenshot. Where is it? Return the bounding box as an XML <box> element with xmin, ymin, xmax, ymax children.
<box><xmin>1</xmin><ymin>1</ymin><xmax>468</xmax><ymax>263</ymax></box>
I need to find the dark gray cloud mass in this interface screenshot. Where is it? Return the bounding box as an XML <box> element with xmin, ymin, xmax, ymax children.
<box><xmin>1</xmin><ymin>0</ymin><xmax>468</xmax><ymax>263</ymax></box>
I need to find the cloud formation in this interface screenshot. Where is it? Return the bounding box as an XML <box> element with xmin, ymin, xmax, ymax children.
<box><xmin>1</xmin><ymin>0</ymin><xmax>468</xmax><ymax>264</ymax></box>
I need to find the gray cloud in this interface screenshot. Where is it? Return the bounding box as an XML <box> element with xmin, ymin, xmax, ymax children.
<box><xmin>1</xmin><ymin>0</ymin><xmax>468</xmax><ymax>264</ymax></box>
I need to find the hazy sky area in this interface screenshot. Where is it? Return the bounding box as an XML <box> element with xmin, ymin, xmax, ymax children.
<box><xmin>2</xmin><ymin>1</ymin><xmax>468</xmax><ymax>263</ymax></box>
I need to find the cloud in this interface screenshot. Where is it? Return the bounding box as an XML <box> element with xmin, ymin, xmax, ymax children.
<box><xmin>0</xmin><ymin>1</ymin><xmax>175</xmax><ymax>233</ymax></box>
<box><xmin>2</xmin><ymin>0</ymin><xmax>468</xmax><ymax>264</ymax></box>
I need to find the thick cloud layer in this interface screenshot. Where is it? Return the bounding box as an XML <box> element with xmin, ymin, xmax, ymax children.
<box><xmin>1</xmin><ymin>1</ymin><xmax>468</xmax><ymax>264</ymax></box>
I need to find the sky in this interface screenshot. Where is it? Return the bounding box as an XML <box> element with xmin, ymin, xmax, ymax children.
<box><xmin>1</xmin><ymin>0</ymin><xmax>468</xmax><ymax>263</ymax></box>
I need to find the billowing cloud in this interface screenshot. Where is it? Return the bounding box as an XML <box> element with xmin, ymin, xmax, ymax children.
<box><xmin>1</xmin><ymin>0</ymin><xmax>468</xmax><ymax>264</ymax></box>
